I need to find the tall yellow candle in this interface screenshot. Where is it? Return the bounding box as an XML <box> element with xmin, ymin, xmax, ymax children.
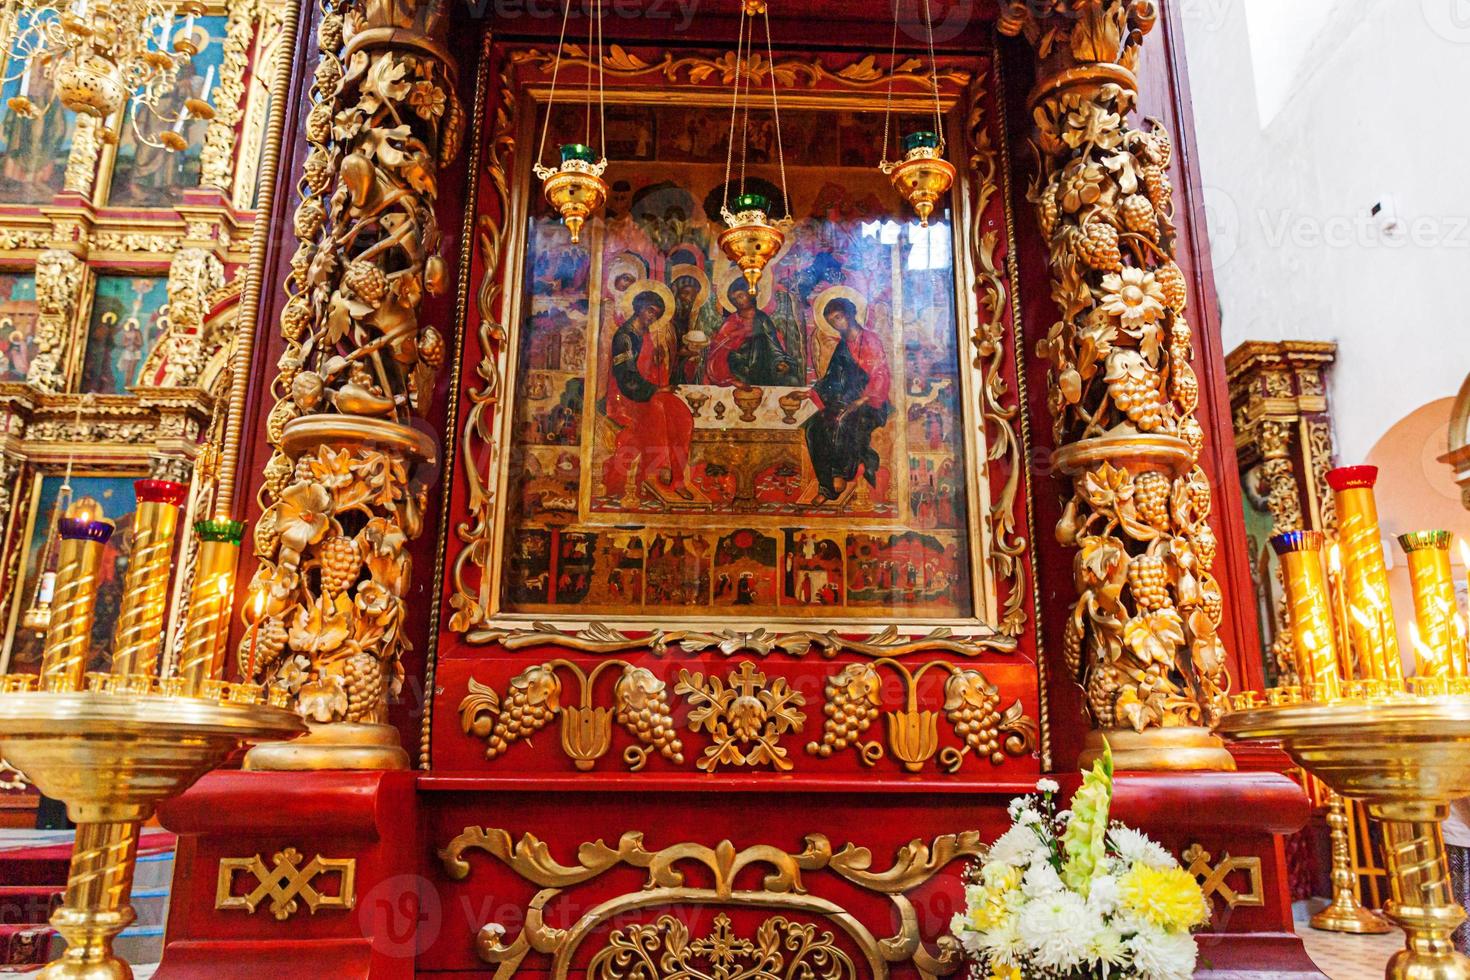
<box><xmin>1271</xmin><ymin>530</ymin><xmax>1343</xmax><ymax>701</ymax></box>
<box><xmin>38</xmin><ymin>515</ymin><xmax>115</xmax><ymax>691</ymax></box>
<box><xmin>1326</xmin><ymin>466</ymin><xmax>1404</xmax><ymax>687</ymax></box>
<box><xmin>1398</xmin><ymin>530</ymin><xmax>1466</xmax><ymax>678</ymax></box>
<box><xmin>110</xmin><ymin>479</ymin><xmax>187</xmax><ymax>678</ymax></box>
<box><xmin>176</xmin><ymin>519</ymin><xmax>244</xmax><ymax>694</ymax></box>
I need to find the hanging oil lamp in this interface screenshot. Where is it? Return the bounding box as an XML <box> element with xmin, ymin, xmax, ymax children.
<box><xmin>531</xmin><ymin>0</ymin><xmax>609</xmax><ymax>244</ymax></box>
<box><xmin>716</xmin><ymin>0</ymin><xmax>794</xmax><ymax>291</ymax></box>
<box><xmin>877</xmin><ymin>0</ymin><xmax>955</xmax><ymax>226</ymax></box>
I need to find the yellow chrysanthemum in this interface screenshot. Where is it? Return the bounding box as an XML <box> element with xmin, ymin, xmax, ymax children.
<box><xmin>968</xmin><ymin>890</ymin><xmax>1012</xmax><ymax>932</ymax></box>
<box><xmin>1118</xmin><ymin>862</ymin><xmax>1209</xmax><ymax>932</ymax></box>
<box><xmin>980</xmin><ymin>862</ymin><xmax>1022</xmax><ymax>894</ymax></box>
<box><xmin>989</xmin><ymin>964</ymin><xmax>1022</xmax><ymax>980</ymax></box>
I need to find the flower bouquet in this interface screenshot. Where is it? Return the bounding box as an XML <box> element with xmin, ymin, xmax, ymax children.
<box><xmin>951</xmin><ymin>746</ymin><xmax>1209</xmax><ymax>979</ymax></box>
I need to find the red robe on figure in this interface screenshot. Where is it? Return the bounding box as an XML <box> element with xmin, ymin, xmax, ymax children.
<box><xmin>603</xmin><ymin>307</ymin><xmax>694</xmax><ymax>497</ymax></box>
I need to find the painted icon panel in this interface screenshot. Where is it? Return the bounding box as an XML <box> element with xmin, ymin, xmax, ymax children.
<box><xmin>81</xmin><ymin>275</ymin><xmax>170</xmax><ymax>394</ymax></box>
<box><xmin>501</xmin><ymin>100</ymin><xmax>974</xmax><ymax>621</ymax></box>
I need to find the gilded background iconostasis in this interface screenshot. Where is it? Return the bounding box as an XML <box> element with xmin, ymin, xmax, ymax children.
<box><xmin>421</xmin><ymin>41</ymin><xmax>1042</xmax><ymax>793</ymax></box>
<box><xmin>0</xmin><ymin>0</ymin><xmax>288</xmax><ymax>802</ymax></box>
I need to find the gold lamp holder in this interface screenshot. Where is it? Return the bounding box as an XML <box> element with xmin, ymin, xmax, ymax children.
<box><xmin>880</xmin><ymin>135</ymin><xmax>956</xmax><ymax>228</ymax></box>
<box><xmin>534</xmin><ymin>145</ymin><xmax>608</xmax><ymax>245</ymax></box>
<box><xmin>718</xmin><ymin>195</ymin><xmax>791</xmax><ymax>293</ymax></box>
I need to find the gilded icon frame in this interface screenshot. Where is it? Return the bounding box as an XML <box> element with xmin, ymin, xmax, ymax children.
<box><xmin>441</xmin><ymin>43</ymin><xmax>1033</xmax><ymax>659</ymax></box>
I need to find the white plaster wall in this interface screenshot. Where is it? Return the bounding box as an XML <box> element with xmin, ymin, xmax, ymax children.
<box><xmin>1180</xmin><ymin>0</ymin><xmax>1470</xmax><ymax>467</ymax></box>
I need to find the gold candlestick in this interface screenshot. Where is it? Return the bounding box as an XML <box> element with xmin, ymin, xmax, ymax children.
<box><xmin>1271</xmin><ymin>531</ymin><xmax>1343</xmax><ymax>701</ymax></box>
<box><xmin>110</xmin><ymin>480</ymin><xmax>187</xmax><ymax>678</ymax></box>
<box><xmin>1399</xmin><ymin>531</ymin><xmax>1465</xmax><ymax>679</ymax></box>
<box><xmin>38</xmin><ymin>516</ymin><xmax>115</xmax><ymax>693</ymax></box>
<box><xmin>176</xmin><ymin>519</ymin><xmax>245</xmax><ymax>694</ymax></box>
<box><xmin>1327</xmin><ymin>466</ymin><xmax>1404</xmax><ymax>688</ymax></box>
<box><xmin>1312</xmin><ymin>790</ymin><xmax>1391</xmax><ymax>934</ymax></box>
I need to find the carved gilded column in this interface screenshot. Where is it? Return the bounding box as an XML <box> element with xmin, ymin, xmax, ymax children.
<box><xmin>62</xmin><ymin>116</ymin><xmax>102</xmax><ymax>197</ymax></box>
<box><xmin>199</xmin><ymin>0</ymin><xmax>259</xmax><ymax>194</ymax></box>
<box><xmin>999</xmin><ymin>0</ymin><xmax>1231</xmax><ymax>769</ymax></box>
<box><xmin>243</xmin><ymin>0</ymin><xmax>463</xmax><ymax>770</ymax></box>
<box><xmin>1226</xmin><ymin>340</ymin><xmax>1338</xmax><ymax>685</ymax></box>
<box><xmin>152</xmin><ymin>248</ymin><xmax>227</xmax><ymax>389</ymax></box>
<box><xmin>26</xmin><ymin>249</ymin><xmax>87</xmax><ymax>393</ymax></box>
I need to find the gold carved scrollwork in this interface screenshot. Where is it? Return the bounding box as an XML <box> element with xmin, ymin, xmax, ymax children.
<box><xmin>590</xmin><ymin>913</ymin><xmax>856</xmax><ymax>980</ymax></box>
<box><xmin>200</xmin><ymin>0</ymin><xmax>259</xmax><ymax>193</ymax></box>
<box><xmin>438</xmin><ymin>828</ymin><xmax>982</xmax><ymax>980</ymax></box>
<box><xmin>248</xmin><ymin>0</ymin><xmax>464</xmax><ymax>728</ymax></box>
<box><xmin>140</xmin><ymin>248</ymin><xmax>227</xmax><ymax>389</ymax></box>
<box><xmin>1001</xmin><ymin>1</ymin><xmax>1232</xmax><ymax>742</ymax></box>
<box><xmin>515</xmin><ymin>44</ymin><xmax>971</xmax><ymax>91</ymax></box>
<box><xmin>215</xmin><ymin>847</ymin><xmax>357</xmax><ymax>920</ymax></box>
<box><xmin>27</xmin><ymin>249</ymin><xmax>87</xmax><ymax>393</ymax></box>
<box><xmin>471</xmin><ymin>621</ymin><xmax>1017</xmax><ymax>659</ymax></box>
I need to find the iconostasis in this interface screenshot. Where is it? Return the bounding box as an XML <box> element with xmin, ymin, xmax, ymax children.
<box><xmin>0</xmin><ymin>0</ymin><xmax>287</xmax><ymax>680</ymax></box>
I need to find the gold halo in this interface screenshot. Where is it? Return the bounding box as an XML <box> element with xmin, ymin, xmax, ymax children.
<box><xmin>666</xmin><ymin>263</ymin><xmax>710</xmax><ymax>313</ymax></box>
<box><xmin>615</xmin><ymin>278</ymin><xmax>676</xmax><ymax>329</ymax></box>
<box><xmin>715</xmin><ymin>260</ymin><xmax>774</xmax><ymax>313</ymax></box>
<box><xmin>812</xmin><ymin>285</ymin><xmax>867</xmax><ymax>335</ymax></box>
<box><xmin>605</xmin><ymin>252</ymin><xmax>649</xmax><ymax>294</ymax></box>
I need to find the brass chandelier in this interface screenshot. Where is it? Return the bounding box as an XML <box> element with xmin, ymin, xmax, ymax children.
<box><xmin>877</xmin><ymin>0</ymin><xmax>954</xmax><ymax>226</ymax></box>
<box><xmin>1</xmin><ymin>0</ymin><xmax>216</xmax><ymax>150</ymax></box>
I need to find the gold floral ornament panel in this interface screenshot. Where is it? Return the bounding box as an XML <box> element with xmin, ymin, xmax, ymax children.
<box><xmin>458</xmin><ymin>658</ymin><xmax>1035</xmax><ymax>773</ymax></box>
<box><xmin>215</xmin><ymin>847</ymin><xmax>357</xmax><ymax>920</ymax></box>
<box><xmin>438</xmin><ymin>828</ymin><xmax>984</xmax><ymax>979</ymax></box>
<box><xmin>591</xmin><ymin>913</ymin><xmax>856</xmax><ymax>980</ymax></box>
<box><xmin>999</xmin><ymin>0</ymin><xmax>1233</xmax><ymax>745</ymax></box>
<box><xmin>443</xmin><ymin>44</ymin><xmax>1033</xmax><ymax>659</ymax></box>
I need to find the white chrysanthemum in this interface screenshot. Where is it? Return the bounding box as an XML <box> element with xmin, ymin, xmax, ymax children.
<box><xmin>1085</xmin><ymin>924</ymin><xmax>1129</xmax><ymax>972</ymax></box>
<box><xmin>1017</xmin><ymin>890</ymin><xmax>1095</xmax><ymax>972</ymax></box>
<box><xmin>1022</xmin><ymin>860</ymin><xmax>1065</xmax><ymax>899</ymax></box>
<box><xmin>1087</xmin><ymin>873</ymin><xmax>1121</xmax><ymax>916</ymax></box>
<box><xmin>1017</xmin><ymin>807</ymin><xmax>1043</xmax><ymax>826</ymax></box>
<box><xmin>989</xmin><ymin>825</ymin><xmax>1044</xmax><ymax>868</ymax></box>
<box><xmin>1109</xmin><ymin>827</ymin><xmax>1176</xmax><ymax>870</ymax></box>
<box><xmin>973</xmin><ymin>912</ymin><xmax>1025</xmax><ymax>965</ymax></box>
<box><xmin>1128</xmin><ymin>925</ymin><xmax>1198</xmax><ymax>980</ymax></box>
<box><xmin>1036</xmin><ymin>778</ymin><xmax>1060</xmax><ymax>794</ymax></box>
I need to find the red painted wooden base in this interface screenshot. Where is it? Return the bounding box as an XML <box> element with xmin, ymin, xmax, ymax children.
<box><xmin>152</xmin><ymin>769</ymin><xmax>1324</xmax><ymax>977</ymax></box>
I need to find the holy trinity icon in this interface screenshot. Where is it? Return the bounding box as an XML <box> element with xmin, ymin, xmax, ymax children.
<box><xmin>502</xmin><ymin>101</ymin><xmax>976</xmax><ymax>621</ymax></box>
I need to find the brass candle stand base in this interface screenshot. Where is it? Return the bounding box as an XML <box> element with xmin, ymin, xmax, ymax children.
<box><xmin>1220</xmin><ymin>697</ymin><xmax>1470</xmax><ymax>979</ymax></box>
<box><xmin>1311</xmin><ymin>791</ymin><xmax>1392</xmax><ymax>934</ymax></box>
<box><xmin>0</xmin><ymin>689</ymin><xmax>304</xmax><ymax>979</ymax></box>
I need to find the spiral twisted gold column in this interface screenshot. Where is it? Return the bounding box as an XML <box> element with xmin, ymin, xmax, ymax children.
<box><xmin>1328</xmin><ymin>466</ymin><xmax>1404</xmax><ymax>687</ymax></box>
<box><xmin>109</xmin><ymin>480</ymin><xmax>187</xmax><ymax>678</ymax></box>
<box><xmin>1372</xmin><ymin>801</ymin><xmax>1470</xmax><ymax>979</ymax></box>
<box><xmin>176</xmin><ymin>520</ymin><xmax>245</xmax><ymax>694</ymax></box>
<box><xmin>1271</xmin><ymin>530</ymin><xmax>1343</xmax><ymax>701</ymax></box>
<box><xmin>45</xmin><ymin>820</ymin><xmax>139</xmax><ymax>980</ymax></box>
<box><xmin>1399</xmin><ymin>531</ymin><xmax>1467</xmax><ymax>679</ymax></box>
<box><xmin>39</xmin><ymin>518</ymin><xmax>115</xmax><ymax>693</ymax></box>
